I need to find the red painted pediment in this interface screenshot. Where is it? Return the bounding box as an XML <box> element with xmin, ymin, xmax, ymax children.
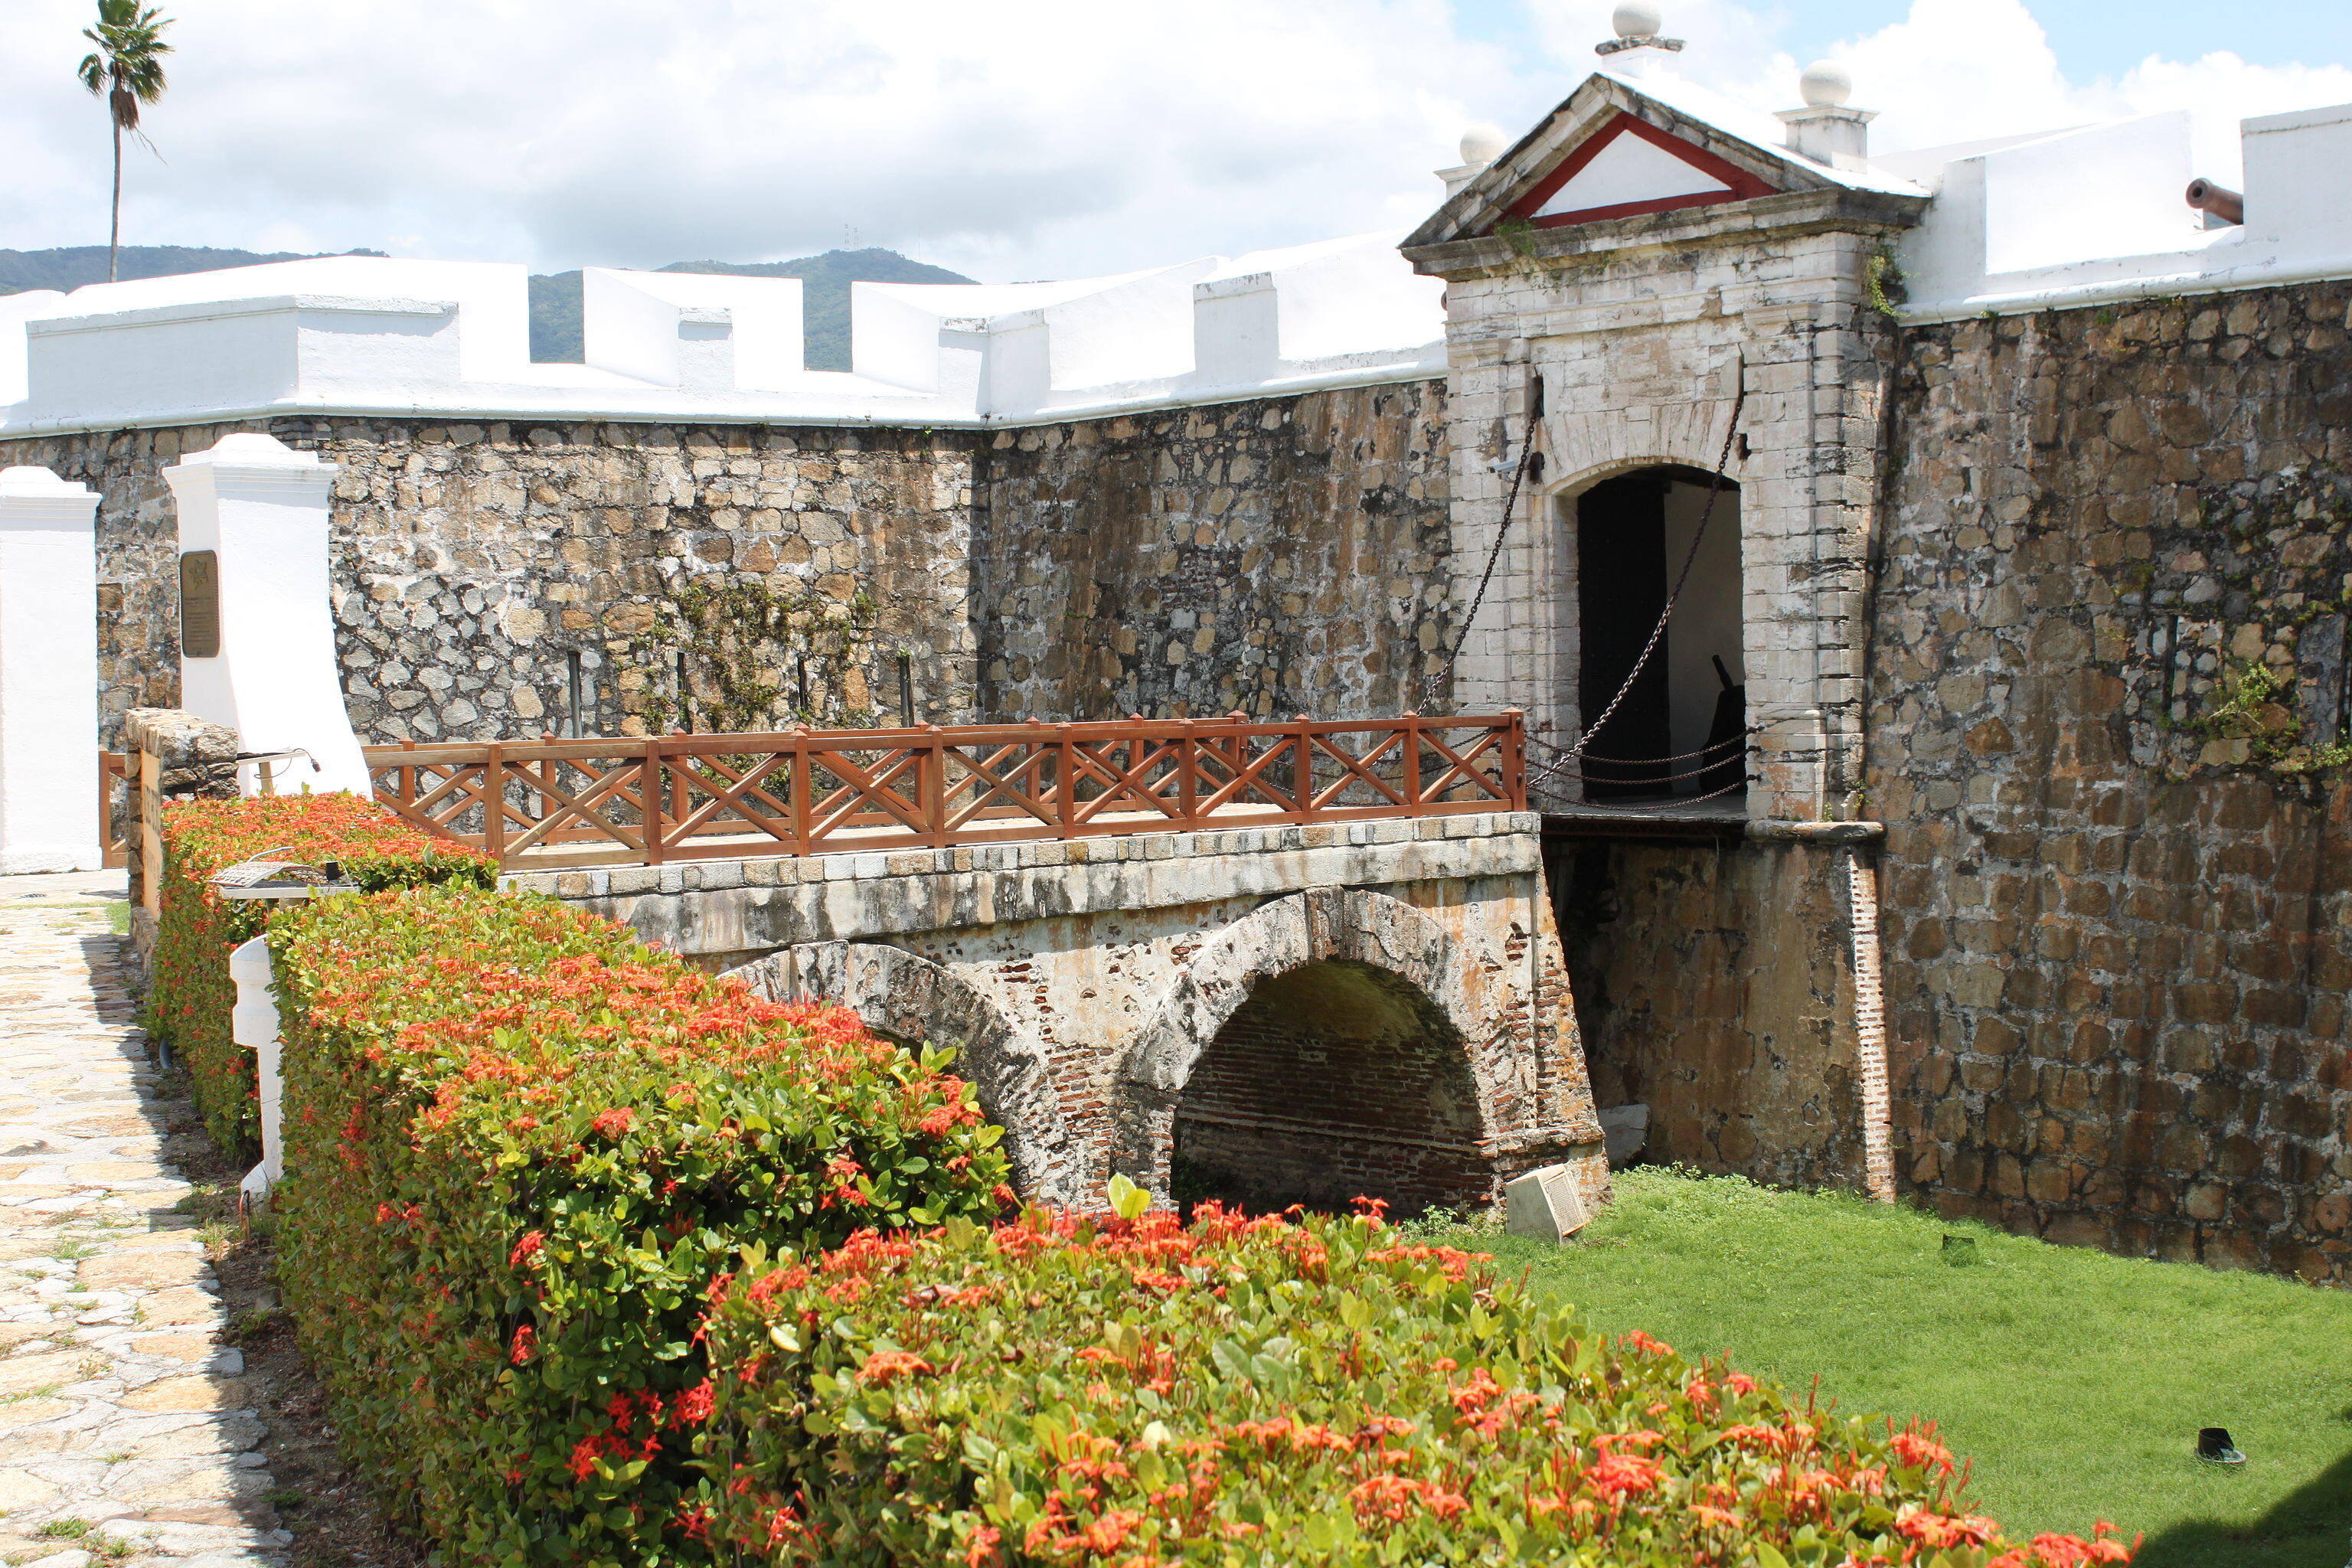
<box><xmin>1499</xmin><ymin>110</ymin><xmax>1775</xmax><ymax>231</ymax></box>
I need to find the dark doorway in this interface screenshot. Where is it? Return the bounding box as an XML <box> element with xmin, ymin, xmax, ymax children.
<box><xmin>1170</xmin><ymin>961</ymin><xmax>1488</xmax><ymax>1218</ymax></box>
<box><xmin>1573</xmin><ymin>466</ymin><xmax>1744</xmax><ymax>800</ymax></box>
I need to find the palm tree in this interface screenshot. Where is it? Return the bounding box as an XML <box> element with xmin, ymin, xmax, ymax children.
<box><xmin>77</xmin><ymin>0</ymin><xmax>174</xmax><ymax>284</ymax></box>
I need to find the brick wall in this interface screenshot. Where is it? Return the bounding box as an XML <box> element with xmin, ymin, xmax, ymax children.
<box><xmin>1871</xmin><ymin>284</ymin><xmax>2352</xmax><ymax>1282</ymax></box>
<box><xmin>1172</xmin><ymin>959</ymin><xmax>1492</xmax><ymax>1215</ymax></box>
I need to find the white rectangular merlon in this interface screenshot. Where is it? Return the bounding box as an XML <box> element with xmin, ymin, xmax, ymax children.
<box><xmin>581</xmin><ymin>269</ymin><xmax>805</xmax><ymax>391</ymax></box>
<box><xmin>1981</xmin><ymin>113</ymin><xmax>2197</xmax><ymax>274</ymax></box>
<box><xmin>27</xmin><ymin>295</ymin><xmax>462</xmax><ymax>429</ymax></box>
<box><xmin>2242</xmin><ymin>102</ymin><xmax>2352</xmax><ymax>256</ymax></box>
<box><xmin>0</xmin><ymin>292</ymin><xmax>65</xmax><ymax>408</ymax></box>
<box><xmin>0</xmin><ymin>467</ymin><xmax>101</xmax><ymax>873</ymax></box>
<box><xmin>1894</xmin><ymin>98</ymin><xmax>2352</xmax><ymax>321</ymax></box>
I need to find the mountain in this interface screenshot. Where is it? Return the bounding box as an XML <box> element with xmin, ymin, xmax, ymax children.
<box><xmin>0</xmin><ymin>244</ymin><xmax>387</xmax><ymax>295</ymax></box>
<box><xmin>528</xmin><ymin>249</ymin><xmax>975</xmax><ymax>371</ymax></box>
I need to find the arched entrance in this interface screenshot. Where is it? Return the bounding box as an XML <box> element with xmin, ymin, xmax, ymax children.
<box><xmin>1570</xmin><ymin>466</ymin><xmax>1745</xmax><ymax>801</ymax></box>
<box><xmin>1171</xmin><ymin>958</ymin><xmax>1488</xmax><ymax>1217</ymax></box>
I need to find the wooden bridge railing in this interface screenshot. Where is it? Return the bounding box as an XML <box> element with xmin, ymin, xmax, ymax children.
<box><xmin>364</xmin><ymin>712</ymin><xmax>1525</xmax><ymax>872</ymax></box>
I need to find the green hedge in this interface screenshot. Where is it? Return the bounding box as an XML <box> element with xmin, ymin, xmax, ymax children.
<box><xmin>266</xmin><ymin>887</ymin><xmax>1014</xmax><ymax>1567</ymax></box>
<box><xmin>700</xmin><ymin>1190</ymin><xmax>2137</xmax><ymax>1566</ymax></box>
<box><xmin>142</xmin><ymin>792</ymin><xmax>498</xmax><ymax>1154</ymax></box>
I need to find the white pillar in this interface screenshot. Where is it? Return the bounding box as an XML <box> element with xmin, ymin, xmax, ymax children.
<box><xmin>163</xmin><ymin>433</ymin><xmax>371</xmax><ymax>796</ymax></box>
<box><xmin>0</xmin><ymin>466</ymin><xmax>102</xmax><ymax>873</ymax></box>
<box><xmin>230</xmin><ymin>933</ymin><xmax>283</xmax><ymax>1204</ymax></box>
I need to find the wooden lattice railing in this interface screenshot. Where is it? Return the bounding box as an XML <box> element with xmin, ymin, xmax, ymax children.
<box><xmin>100</xmin><ymin>751</ymin><xmax>132</xmax><ymax>869</ymax></box>
<box><xmin>363</xmin><ymin>713</ymin><xmax>1525</xmax><ymax>871</ymax></box>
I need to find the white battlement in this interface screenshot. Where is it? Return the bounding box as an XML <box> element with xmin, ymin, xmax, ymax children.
<box><xmin>1889</xmin><ymin>100</ymin><xmax>2352</xmax><ymax>321</ymax></box>
<box><xmin>0</xmin><ymin>234</ymin><xmax>1445</xmax><ymax>436</ymax></box>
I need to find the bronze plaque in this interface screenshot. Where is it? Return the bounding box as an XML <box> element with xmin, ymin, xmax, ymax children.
<box><xmin>179</xmin><ymin>550</ymin><xmax>220</xmax><ymax>658</ymax></box>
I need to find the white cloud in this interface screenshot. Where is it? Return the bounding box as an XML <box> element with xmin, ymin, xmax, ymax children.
<box><xmin>3</xmin><ymin>0</ymin><xmax>2350</xmax><ymax>283</ymax></box>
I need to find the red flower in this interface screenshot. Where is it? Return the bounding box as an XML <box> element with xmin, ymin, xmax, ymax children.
<box><xmin>590</xmin><ymin>1107</ymin><xmax>635</xmax><ymax>1139</ymax></box>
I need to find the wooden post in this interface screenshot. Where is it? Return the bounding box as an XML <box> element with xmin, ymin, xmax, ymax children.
<box><xmin>138</xmin><ymin>746</ymin><xmax>162</xmax><ymax>917</ymax></box>
<box><xmin>1177</xmin><ymin>720</ymin><xmax>1197</xmax><ymax>828</ymax></box>
<box><xmin>1055</xmin><ymin>724</ymin><xmax>1076</xmax><ymax>837</ymax></box>
<box><xmin>1501</xmin><ymin>709</ymin><xmax>1526</xmax><ymax>811</ymax></box>
<box><xmin>788</xmin><ymin>727</ymin><xmax>810</xmax><ymax>855</ymax></box>
<box><xmin>1403</xmin><ymin>711</ymin><xmax>1423</xmax><ymax>816</ymax></box>
<box><xmin>643</xmin><ymin>736</ymin><xmax>665</xmax><ymax>865</ymax></box>
<box><xmin>482</xmin><ymin>743</ymin><xmax>506</xmax><ymax>865</ymax></box>
<box><xmin>922</xmin><ymin>724</ymin><xmax>946</xmax><ymax>845</ymax></box>
<box><xmin>1292</xmin><ymin>714</ymin><xmax>1314</xmax><ymax>818</ymax></box>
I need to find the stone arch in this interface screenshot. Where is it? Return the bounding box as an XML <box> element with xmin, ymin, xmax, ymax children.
<box><xmin>1542</xmin><ymin>397</ymin><xmax>1748</xmax><ymax>501</ymax></box>
<box><xmin>1110</xmin><ymin>887</ymin><xmax>1505</xmax><ymax>1210</ymax></box>
<box><xmin>724</xmin><ymin>941</ymin><xmax>1083</xmax><ymax>1204</ymax></box>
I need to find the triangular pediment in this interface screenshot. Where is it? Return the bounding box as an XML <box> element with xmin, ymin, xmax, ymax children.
<box><xmin>1405</xmin><ymin>74</ymin><xmax>1875</xmax><ymax>253</ymax></box>
<box><xmin>1512</xmin><ymin>112</ymin><xmax>1766</xmax><ymax>227</ymax></box>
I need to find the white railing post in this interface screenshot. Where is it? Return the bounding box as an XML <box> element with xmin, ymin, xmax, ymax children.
<box><xmin>230</xmin><ymin>935</ymin><xmax>284</xmax><ymax>1204</ymax></box>
<box><xmin>0</xmin><ymin>466</ymin><xmax>102</xmax><ymax>873</ymax></box>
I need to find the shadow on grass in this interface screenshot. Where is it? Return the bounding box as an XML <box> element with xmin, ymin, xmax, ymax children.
<box><xmin>2134</xmin><ymin>1442</ymin><xmax>2352</xmax><ymax>1568</ymax></box>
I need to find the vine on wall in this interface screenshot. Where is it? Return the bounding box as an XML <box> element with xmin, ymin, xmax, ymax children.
<box><xmin>621</xmin><ymin>580</ymin><xmax>884</xmax><ymax>734</ymax></box>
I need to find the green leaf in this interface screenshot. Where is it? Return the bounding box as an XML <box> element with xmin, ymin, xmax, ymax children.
<box><xmin>1105</xmin><ymin>1173</ymin><xmax>1152</xmax><ymax>1220</ymax></box>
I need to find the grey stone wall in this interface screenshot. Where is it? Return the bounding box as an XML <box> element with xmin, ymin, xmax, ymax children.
<box><xmin>1552</xmin><ymin>835</ymin><xmax>1864</xmax><ymax>1191</ymax></box>
<box><xmin>0</xmin><ymin>417</ymin><xmax>980</xmax><ymax>748</ymax></box>
<box><xmin>5</xmin><ymin>384</ymin><xmax>1453</xmax><ymax>751</ymax></box>
<box><xmin>1870</xmin><ymin>283</ymin><xmax>2352</xmax><ymax>1283</ymax></box>
<box><xmin>970</xmin><ymin>383</ymin><xmax>1453</xmax><ymax>723</ymax></box>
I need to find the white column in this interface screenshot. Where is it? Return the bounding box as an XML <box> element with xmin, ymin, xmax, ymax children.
<box><xmin>163</xmin><ymin>433</ymin><xmax>371</xmax><ymax>796</ymax></box>
<box><xmin>0</xmin><ymin>466</ymin><xmax>102</xmax><ymax>873</ymax></box>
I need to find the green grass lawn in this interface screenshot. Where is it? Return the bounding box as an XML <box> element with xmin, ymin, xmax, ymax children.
<box><xmin>1434</xmin><ymin>1169</ymin><xmax>2352</xmax><ymax>1567</ymax></box>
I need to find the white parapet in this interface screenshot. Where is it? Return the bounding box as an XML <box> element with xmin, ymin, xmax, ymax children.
<box><xmin>1890</xmin><ymin>100</ymin><xmax>2352</xmax><ymax>320</ymax></box>
<box><xmin>163</xmin><ymin>433</ymin><xmax>372</xmax><ymax>797</ymax></box>
<box><xmin>0</xmin><ymin>235</ymin><xmax>1448</xmax><ymax>436</ymax></box>
<box><xmin>0</xmin><ymin>466</ymin><xmax>102</xmax><ymax>873</ymax></box>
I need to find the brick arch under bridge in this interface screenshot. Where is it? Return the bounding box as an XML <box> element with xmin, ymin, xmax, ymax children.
<box><xmin>528</xmin><ymin>813</ymin><xmax>1610</xmax><ymax>1215</ymax></box>
<box><xmin>1110</xmin><ymin>887</ymin><xmax>1508</xmax><ymax>1214</ymax></box>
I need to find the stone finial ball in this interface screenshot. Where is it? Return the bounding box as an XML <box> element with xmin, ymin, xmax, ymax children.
<box><xmin>1459</xmin><ymin>123</ymin><xmax>1508</xmax><ymax>165</ymax></box>
<box><xmin>1612</xmin><ymin>2</ymin><xmax>1664</xmax><ymax>40</ymax></box>
<box><xmin>1799</xmin><ymin>60</ymin><xmax>1854</xmax><ymax>107</ymax></box>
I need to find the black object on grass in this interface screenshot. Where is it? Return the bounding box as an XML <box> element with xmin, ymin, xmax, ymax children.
<box><xmin>2197</xmin><ymin>1427</ymin><xmax>2246</xmax><ymax>1465</ymax></box>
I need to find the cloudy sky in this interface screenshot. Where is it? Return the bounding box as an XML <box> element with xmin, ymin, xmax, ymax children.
<box><xmin>6</xmin><ymin>0</ymin><xmax>2352</xmax><ymax>283</ymax></box>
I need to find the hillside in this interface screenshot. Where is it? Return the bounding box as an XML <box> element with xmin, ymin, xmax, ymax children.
<box><xmin>0</xmin><ymin>244</ymin><xmax>387</xmax><ymax>294</ymax></box>
<box><xmin>528</xmin><ymin>248</ymin><xmax>975</xmax><ymax>371</ymax></box>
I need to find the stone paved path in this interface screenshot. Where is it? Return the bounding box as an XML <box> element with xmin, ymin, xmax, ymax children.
<box><xmin>0</xmin><ymin>876</ymin><xmax>289</xmax><ymax>1567</ymax></box>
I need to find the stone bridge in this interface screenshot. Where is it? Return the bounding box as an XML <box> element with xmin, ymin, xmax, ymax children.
<box><xmin>508</xmin><ymin>812</ymin><xmax>1609</xmax><ymax>1215</ymax></box>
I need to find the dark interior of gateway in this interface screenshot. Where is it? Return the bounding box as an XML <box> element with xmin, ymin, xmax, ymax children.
<box><xmin>1573</xmin><ymin>466</ymin><xmax>1746</xmax><ymax>802</ymax></box>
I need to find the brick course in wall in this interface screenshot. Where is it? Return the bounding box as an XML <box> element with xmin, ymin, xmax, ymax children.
<box><xmin>1871</xmin><ymin>283</ymin><xmax>2352</xmax><ymax>1283</ymax></box>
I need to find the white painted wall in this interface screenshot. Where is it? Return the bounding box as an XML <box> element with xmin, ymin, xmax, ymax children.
<box><xmin>2</xmin><ymin>238</ymin><xmax>1446</xmax><ymax>436</ymax></box>
<box><xmin>163</xmin><ymin>434</ymin><xmax>372</xmax><ymax>798</ymax></box>
<box><xmin>1895</xmin><ymin>100</ymin><xmax>2352</xmax><ymax>320</ymax></box>
<box><xmin>0</xmin><ymin>466</ymin><xmax>101</xmax><ymax>873</ymax></box>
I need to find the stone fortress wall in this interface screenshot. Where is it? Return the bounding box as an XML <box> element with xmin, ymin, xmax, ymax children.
<box><xmin>1871</xmin><ymin>281</ymin><xmax>2352</xmax><ymax>1282</ymax></box>
<box><xmin>0</xmin><ymin>380</ymin><xmax>1451</xmax><ymax>750</ymax></box>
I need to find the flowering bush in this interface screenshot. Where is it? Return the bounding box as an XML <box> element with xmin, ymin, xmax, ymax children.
<box><xmin>142</xmin><ymin>792</ymin><xmax>498</xmax><ymax>1152</ymax></box>
<box><xmin>266</xmin><ymin>887</ymin><xmax>1013</xmax><ymax>1567</ymax></box>
<box><xmin>700</xmin><ymin>1190</ymin><xmax>2135</xmax><ymax>1566</ymax></box>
